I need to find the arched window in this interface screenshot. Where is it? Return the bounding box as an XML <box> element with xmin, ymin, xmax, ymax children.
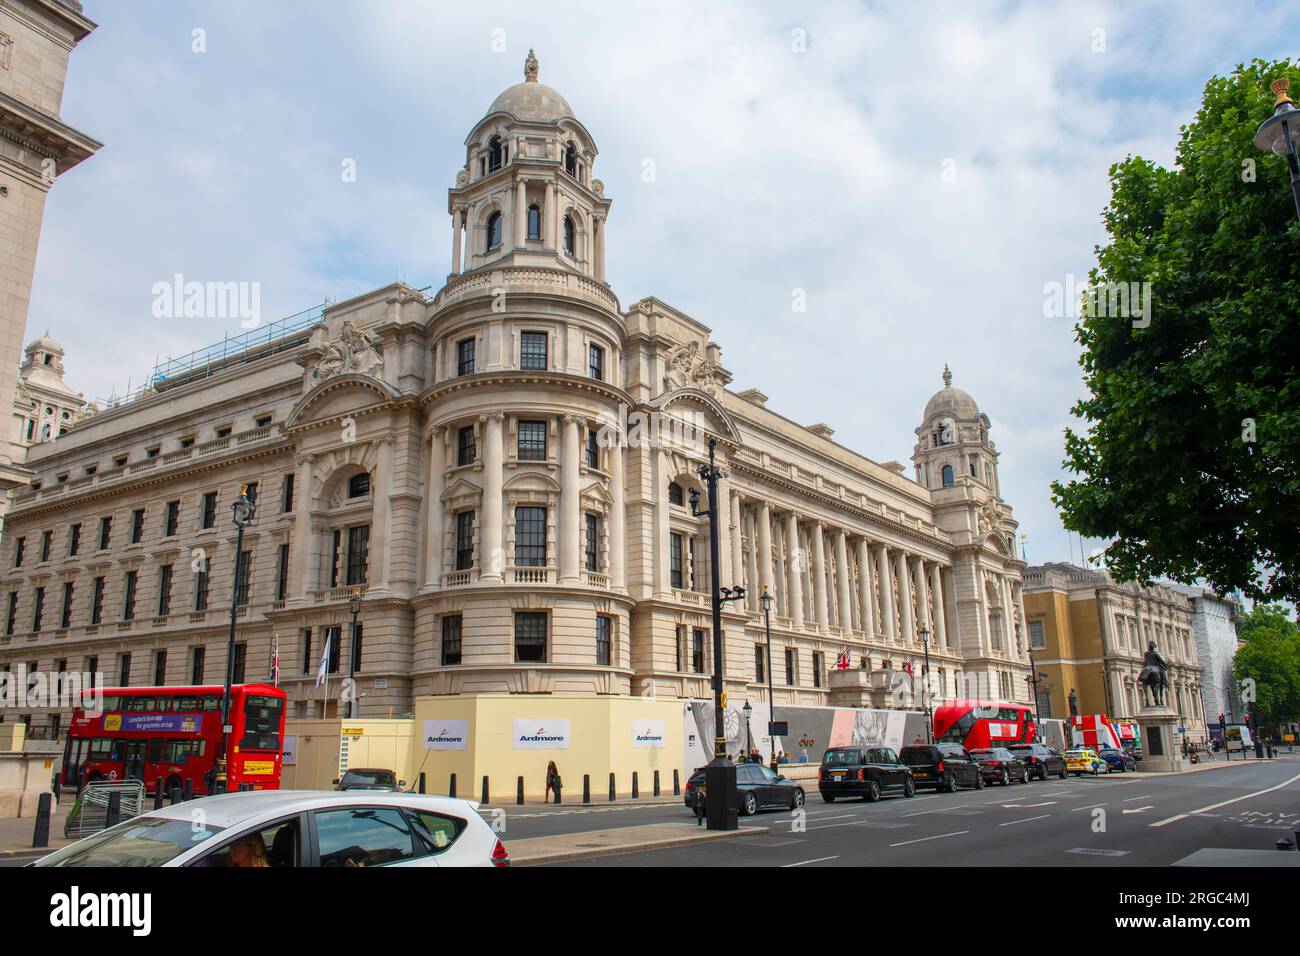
<box><xmin>668</xmin><ymin>482</ymin><xmax>684</xmax><ymax>506</ymax></box>
<box><xmin>486</xmin><ymin>211</ymin><xmax>503</xmax><ymax>251</ymax></box>
<box><xmin>564</xmin><ymin>143</ymin><xmax>577</xmax><ymax>177</ymax></box>
<box><xmin>941</xmin><ymin>465</ymin><xmax>954</xmax><ymax>487</ymax></box>
<box><xmin>488</xmin><ymin>135</ymin><xmax>504</xmax><ymax>173</ymax></box>
<box><xmin>563</xmin><ymin>215</ymin><xmax>575</xmax><ymax>256</ymax></box>
<box><xmin>527</xmin><ymin>204</ymin><xmax>541</xmax><ymax>240</ymax></box>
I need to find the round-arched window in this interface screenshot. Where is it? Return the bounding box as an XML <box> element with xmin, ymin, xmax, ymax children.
<box><xmin>527</xmin><ymin>205</ymin><xmax>541</xmax><ymax>240</ymax></box>
<box><xmin>486</xmin><ymin>211</ymin><xmax>503</xmax><ymax>251</ymax></box>
<box><xmin>563</xmin><ymin>215</ymin><xmax>575</xmax><ymax>256</ymax></box>
<box><xmin>941</xmin><ymin>465</ymin><xmax>954</xmax><ymax>487</ymax></box>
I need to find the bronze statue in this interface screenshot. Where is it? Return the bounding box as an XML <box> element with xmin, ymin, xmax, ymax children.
<box><xmin>1138</xmin><ymin>640</ymin><xmax>1168</xmax><ymax>707</ymax></box>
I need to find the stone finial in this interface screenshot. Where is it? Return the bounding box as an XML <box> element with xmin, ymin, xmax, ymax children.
<box><xmin>942</xmin><ymin>364</ymin><xmax>952</xmax><ymax>388</ymax></box>
<box><xmin>1272</xmin><ymin>77</ymin><xmax>1293</xmax><ymax>108</ymax></box>
<box><xmin>524</xmin><ymin>48</ymin><xmax>539</xmax><ymax>83</ymax></box>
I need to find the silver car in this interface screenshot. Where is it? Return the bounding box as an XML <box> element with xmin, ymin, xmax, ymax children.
<box><xmin>32</xmin><ymin>790</ymin><xmax>508</xmax><ymax>868</ymax></box>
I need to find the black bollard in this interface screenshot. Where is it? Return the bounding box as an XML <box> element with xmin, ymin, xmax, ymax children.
<box><xmin>609</xmin><ymin>772</ymin><xmax>616</xmax><ymax>801</ymax></box>
<box><xmin>31</xmin><ymin>792</ymin><xmax>51</xmax><ymax>848</ymax></box>
<box><xmin>449</xmin><ymin>772</ymin><xmax>457</xmax><ymax>798</ymax></box>
<box><xmin>517</xmin><ymin>776</ymin><xmax>525</xmax><ymax>806</ymax></box>
<box><xmin>583</xmin><ymin>774</ymin><xmax>591</xmax><ymax>804</ymax></box>
<box><xmin>555</xmin><ymin>779</ymin><xmax>562</xmax><ymax>805</ymax></box>
<box><xmin>418</xmin><ymin>772</ymin><xmax>426</xmax><ymax>794</ymax></box>
<box><xmin>153</xmin><ymin>778</ymin><xmax>164</xmax><ymax>810</ymax></box>
<box><xmin>654</xmin><ymin>770</ymin><xmax>661</xmax><ymax>797</ymax></box>
<box><xmin>674</xmin><ymin>768</ymin><xmax>681</xmax><ymax>796</ymax></box>
<box><xmin>481</xmin><ymin>775</ymin><xmax>489</xmax><ymax>806</ymax></box>
<box><xmin>105</xmin><ymin>791</ymin><xmax>121</xmax><ymax>829</ymax></box>
<box><xmin>182</xmin><ymin>778</ymin><xmax>194</xmax><ymax>802</ymax></box>
<box><xmin>632</xmin><ymin>771</ymin><xmax>639</xmax><ymax>799</ymax></box>
<box><xmin>169</xmin><ymin>785</ymin><xmax>182</xmax><ymax>806</ymax></box>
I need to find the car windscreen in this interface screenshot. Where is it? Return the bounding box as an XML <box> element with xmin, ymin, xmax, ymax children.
<box><xmin>821</xmin><ymin>749</ymin><xmax>862</xmax><ymax>767</ymax></box>
<box><xmin>34</xmin><ymin>816</ymin><xmax>224</xmax><ymax>867</ymax></box>
<box><xmin>899</xmin><ymin>749</ymin><xmax>936</xmax><ymax>766</ymax></box>
<box><xmin>342</xmin><ymin>771</ymin><xmax>397</xmax><ymax>789</ymax></box>
<box><xmin>969</xmin><ymin>750</ymin><xmax>995</xmax><ymax>760</ymax></box>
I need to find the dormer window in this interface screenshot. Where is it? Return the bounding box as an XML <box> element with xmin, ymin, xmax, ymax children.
<box><xmin>43</xmin><ymin>354</ymin><xmax>52</xmax><ymax>366</ymax></box>
<box><xmin>527</xmin><ymin>204</ymin><xmax>541</xmax><ymax>240</ymax></box>
<box><xmin>563</xmin><ymin>215</ymin><xmax>575</xmax><ymax>256</ymax></box>
<box><xmin>486</xmin><ymin>211</ymin><xmax>503</xmax><ymax>251</ymax></box>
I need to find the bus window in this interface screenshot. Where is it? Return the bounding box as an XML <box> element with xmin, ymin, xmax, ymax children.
<box><xmin>199</xmin><ymin>696</ymin><xmax>220</xmax><ymax>712</ymax></box>
<box><xmin>98</xmin><ymin>696</ymin><xmax>120</xmax><ymax>713</ymax></box>
<box><xmin>239</xmin><ymin>695</ymin><xmax>283</xmax><ymax>751</ymax></box>
<box><xmin>174</xmin><ymin>696</ymin><xmax>198</xmax><ymax>712</ymax></box>
<box><xmin>88</xmin><ymin>737</ymin><xmax>112</xmax><ymax>760</ymax></box>
<box><xmin>153</xmin><ymin>696</ymin><xmax>173</xmax><ymax>712</ymax></box>
<box><xmin>164</xmin><ymin>739</ymin><xmax>193</xmax><ymax>764</ymax></box>
<box><xmin>110</xmin><ymin>738</ymin><xmax>126</xmax><ymax>762</ymax></box>
<box><xmin>147</xmin><ymin>737</ymin><xmax>165</xmax><ymax>764</ymax></box>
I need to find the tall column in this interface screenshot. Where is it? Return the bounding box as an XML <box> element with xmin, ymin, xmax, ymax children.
<box><xmin>856</xmin><ymin>538</ymin><xmax>876</xmax><ymax>636</ymax></box>
<box><xmin>1001</xmin><ymin>575</ymin><xmax>1015</xmax><ymax>653</ymax></box>
<box><xmin>654</xmin><ymin>448</ymin><xmax>671</xmax><ymax>595</ymax></box>
<box><xmin>559</xmin><ymin>415</ymin><xmax>581</xmax><ymax>583</ymax></box>
<box><xmin>716</xmin><ymin>472</ymin><xmax>733</xmax><ymax>588</ymax></box>
<box><xmin>895</xmin><ymin>551</ymin><xmax>915</xmax><ymax>642</ymax></box>
<box><xmin>875</xmin><ymin>544</ymin><xmax>895</xmax><ymax>639</ymax></box>
<box><xmin>450</xmin><ymin>209</ymin><xmax>462</xmax><ymax>275</ymax></box>
<box><xmin>515</xmin><ymin>179</ymin><xmax>527</xmax><ymax>248</ymax></box>
<box><xmin>729</xmin><ymin>491</ymin><xmax>744</xmax><ymax>602</ymax></box>
<box><xmin>423</xmin><ymin>427</ymin><xmax>445</xmax><ymax>588</ymax></box>
<box><xmin>290</xmin><ymin>454</ymin><xmax>315</xmax><ymax>601</ymax></box>
<box><xmin>743</xmin><ymin>508</ymin><xmax>759</xmax><ymax>610</ymax></box>
<box><xmin>595</xmin><ymin>216</ymin><xmax>606</xmax><ymax>280</ymax></box>
<box><xmin>811</xmin><ymin>521</ymin><xmax>829</xmax><ymax>628</ymax></box>
<box><xmin>756</xmin><ymin>501</ymin><xmax>774</xmax><ymax>599</ymax></box>
<box><xmin>368</xmin><ymin>437</ymin><xmax>394</xmax><ymax>591</ymax></box>
<box><xmin>547</xmin><ymin>181</ymin><xmax>559</xmax><ymax>249</ymax></box>
<box><xmin>479</xmin><ymin>413</ymin><xmax>505</xmax><ymax>582</ymax></box>
<box><xmin>912</xmin><ymin>558</ymin><xmax>931</xmax><ymax>637</ymax></box>
<box><xmin>833</xmin><ymin>529</ymin><xmax>852</xmax><ymax>630</ymax></box>
<box><xmin>929</xmin><ymin>562</ymin><xmax>947</xmax><ymax>648</ymax></box>
<box><xmin>609</xmin><ymin>440</ymin><xmax>625</xmax><ymax>589</ymax></box>
<box><xmin>785</xmin><ymin>512</ymin><xmax>804</xmax><ymax>625</ymax></box>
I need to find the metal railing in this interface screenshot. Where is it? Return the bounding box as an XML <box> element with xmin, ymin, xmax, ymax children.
<box><xmin>67</xmin><ymin>780</ymin><xmax>147</xmax><ymax>837</ymax></box>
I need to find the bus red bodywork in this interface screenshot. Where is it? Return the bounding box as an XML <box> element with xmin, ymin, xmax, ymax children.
<box><xmin>933</xmin><ymin>700</ymin><xmax>1037</xmax><ymax>750</ymax></box>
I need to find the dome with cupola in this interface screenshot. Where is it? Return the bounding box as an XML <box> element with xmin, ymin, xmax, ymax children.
<box><xmin>923</xmin><ymin>364</ymin><xmax>980</xmax><ymax>421</ymax></box>
<box><xmin>485</xmin><ymin>49</ymin><xmax>574</xmax><ymax>123</ymax></box>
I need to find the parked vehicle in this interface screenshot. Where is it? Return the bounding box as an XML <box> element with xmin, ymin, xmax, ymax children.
<box><xmin>1007</xmin><ymin>742</ymin><xmax>1068</xmax><ymax>781</ymax></box>
<box><xmin>334</xmin><ymin>768</ymin><xmax>404</xmax><ymax>792</ymax></box>
<box><xmin>1096</xmin><ymin>745</ymin><xmax>1137</xmax><ymax>773</ymax></box>
<box><xmin>969</xmin><ymin>747</ymin><xmax>1029</xmax><ymax>785</ymax></box>
<box><xmin>898</xmin><ymin>743</ymin><xmax>985</xmax><ymax>792</ymax></box>
<box><xmin>818</xmin><ymin>746</ymin><xmax>915</xmax><ymax>802</ymax></box>
<box><xmin>33</xmin><ymin>790</ymin><xmax>508</xmax><ymax>867</ymax></box>
<box><xmin>1064</xmin><ymin>748</ymin><xmax>1106</xmax><ymax>776</ymax></box>
<box><xmin>684</xmin><ymin>763</ymin><xmax>805</xmax><ymax>816</ymax></box>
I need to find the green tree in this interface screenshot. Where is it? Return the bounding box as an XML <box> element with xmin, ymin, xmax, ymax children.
<box><xmin>1234</xmin><ymin>602</ymin><xmax>1299</xmax><ymax>643</ymax></box>
<box><xmin>1053</xmin><ymin>58</ymin><xmax>1300</xmax><ymax>603</ymax></box>
<box><xmin>1231</xmin><ymin>610</ymin><xmax>1300</xmax><ymax>727</ymax></box>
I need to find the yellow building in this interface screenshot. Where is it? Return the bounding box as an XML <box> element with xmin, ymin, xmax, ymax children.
<box><xmin>1022</xmin><ymin>563</ymin><xmax>1207</xmax><ymax>743</ymax></box>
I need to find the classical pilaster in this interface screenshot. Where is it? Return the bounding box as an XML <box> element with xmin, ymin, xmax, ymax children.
<box><xmin>367</xmin><ymin>437</ymin><xmax>394</xmax><ymax>592</ymax></box>
<box><xmin>479</xmin><ymin>413</ymin><xmax>505</xmax><ymax>582</ymax></box>
<box><xmin>290</xmin><ymin>453</ymin><xmax>315</xmax><ymax>602</ymax></box>
<box><xmin>875</xmin><ymin>544</ymin><xmax>895</xmax><ymax>639</ymax></box>
<box><xmin>856</xmin><ymin>537</ymin><xmax>876</xmax><ymax>636</ymax></box>
<box><xmin>654</xmin><ymin>448</ymin><xmax>671</xmax><ymax>596</ymax></box>
<box><xmin>546</xmin><ymin>181</ymin><xmax>558</xmax><ymax>249</ymax></box>
<box><xmin>716</xmin><ymin>471</ymin><xmax>733</xmax><ymax>588</ymax></box>
<box><xmin>559</xmin><ymin>415</ymin><xmax>581</xmax><ymax>583</ymax></box>
<box><xmin>785</xmin><ymin>511</ymin><xmax>804</xmax><ymax>625</ymax></box>
<box><xmin>514</xmin><ymin>179</ymin><xmax>528</xmax><ymax>249</ymax></box>
<box><xmin>811</xmin><ymin>521</ymin><xmax>829</xmax><ymax>628</ymax></box>
<box><xmin>423</xmin><ymin>427</ymin><xmax>445</xmax><ymax>588</ymax></box>
<box><xmin>609</xmin><ymin>440</ymin><xmax>625</xmax><ymax>589</ymax></box>
<box><xmin>729</xmin><ymin>490</ymin><xmax>744</xmax><ymax>601</ymax></box>
<box><xmin>743</xmin><ymin>507</ymin><xmax>759</xmax><ymax>610</ymax></box>
<box><xmin>833</xmin><ymin>529</ymin><xmax>852</xmax><ymax>630</ymax></box>
<box><xmin>450</xmin><ymin>209</ymin><xmax>463</xmax><ymax>275</ymax></box>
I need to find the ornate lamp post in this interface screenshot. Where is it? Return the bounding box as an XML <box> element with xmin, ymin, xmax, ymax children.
<box><xmin>760</xmin><ymin>588</ymin><xmax>778</xmax><ymax>773</ymax></box>
<box><xmin>742</xmin><ymin>700</ymin><xmax>753</xmax><ymax>761</ymax></box>
<box><xmin>1254</xmin><ymin>77</ymin><xmax>1300</xmax><ymax>221</ymax></box>
<box><xmin>215</xmin><ymin>485</ymin><xmax>255</xmax><ymax>794</ymax></box>
<box><xmin>347</xmin><ymin>587</ymin><xmax>363</xmax><ymax>719</ymax></box>
<box><xmin>919</xmin><ymin>624</ymin><xmax>934</xmax><ymax>744</ymax></box>
<box><xmin>688</xmin><ymin>438</ymin><xmax>746</xmax><ymax>830</ymax></box>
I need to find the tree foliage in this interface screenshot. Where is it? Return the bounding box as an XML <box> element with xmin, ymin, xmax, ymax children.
<box><xmin>1053</xmin><ymin>59</ymin><xmax>1300</xmax><ymax>603</ymax></box>
<box><xmin>1230</xmin><ymin>603</ymin><xmax>1300</xmax><ymax>726</ymax></box>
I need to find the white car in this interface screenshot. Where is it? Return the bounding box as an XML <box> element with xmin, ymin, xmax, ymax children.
<box><xmin>32</xmin><ymin>790</ymin><xmax>508</xmax><ymax>868</ymax></box>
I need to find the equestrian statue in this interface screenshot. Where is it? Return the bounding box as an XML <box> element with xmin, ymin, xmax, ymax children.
<box><xmin>1137</xmin><ymin>640</ymin><xmax>1169</xmax><ymax>708</ymax></box>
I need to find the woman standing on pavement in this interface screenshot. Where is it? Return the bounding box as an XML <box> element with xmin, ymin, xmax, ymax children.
<box><xmin>545</xmin><ymin>761</ymin><xmax>562</xmax><ymax>803</ymax></box>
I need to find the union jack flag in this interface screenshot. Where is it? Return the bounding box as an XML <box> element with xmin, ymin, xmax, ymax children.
<box><xmin>903</xmin><ymin>657</ymin><xmax>916</xmax><ymax>676</ymax></box>
<box><xmin>834</xmin><ymin>650</ymin><xmax>851</xmax><ymax>670</ymax></box>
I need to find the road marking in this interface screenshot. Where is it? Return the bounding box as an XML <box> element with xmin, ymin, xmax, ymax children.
<box><xmin>902</xmin><ymin>805</ymin><xmax>966</xmax><ymax>817</ymax></box>
<box><xmin>795</xmin><ymin>813</ymin><xmax>855</xmax><ymax>823</ymax></box>
<box><xmin>999</xmin><ymin>814</ymin><xmax>1051</xmax><ymax>826</ymax></box>
<box><xmin>1067</xmin><ymin>847</ymin><xmax>1130</xmax><ymax>857</ymax></box>
<box><xmin>1122</xmin><ymin>806</ymin><xmax>1154</xmax><ymax>814</ymax></box>
<box><xmin>1071</xmin><ymin>802</ymin><xmax>1108</xmax><ymax>812</ymax></box>
<box><xmin>783</xmin><ymin>855</ymin><xmax>838</xmax><ymax>867</ymax></box>
<box><xmin>1122</xmin><ymin>794</ymin><xmax>1153</xmax><ymax>802</ymax></box>
<box><xmin>1150</xmin><ymin>771</ymin><xmax>1300</xmax><ymax>828</ymax></box>
<box><xmin>806</xmin><ymin>819</ymin><xmax>910</xmax><ymax>831</ymax></box>
<box><xmin>1000</xmin><ymin>801</ymin><xmax>1057</xmax><ymax>808</ymax></box>
<box><xmin>889</xmin><ymin>830</ymin><xmax>968</xmax><ymax>847</ymax></box>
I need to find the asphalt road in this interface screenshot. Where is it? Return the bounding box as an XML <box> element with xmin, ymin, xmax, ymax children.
<box><xmin>540</xmin><ymin>756</ymin><xmax>1300</xmax><ymax>866</ymax></box>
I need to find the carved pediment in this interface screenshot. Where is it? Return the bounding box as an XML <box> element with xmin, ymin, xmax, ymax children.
<box><xmin>304</xmin><ymin>319</ymin><xmax>385</xmax><ymax>384</ymax></box>
<box><xmin>664</xmin><ymin>340</ymin><xmax>723</xmax><ymax>395</ymax></box>
<box><xmin>285</xmin><ymin>374</ymin><xmax>400</xmax><ymax>432</ymax></box>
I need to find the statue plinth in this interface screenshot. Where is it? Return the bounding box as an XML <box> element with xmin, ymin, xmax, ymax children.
<box><xmin>1136</xmin><ymin>707</ymin><xmax>1186</xmax><ymax>773</ymax></box>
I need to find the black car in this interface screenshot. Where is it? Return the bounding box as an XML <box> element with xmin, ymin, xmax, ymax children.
<box><xmin>899</xmin><ymin>743</ymin><xmax>985</xmax><ymax>792</ymax></box>
<box><xmin>969</xmin><ymin>748</ymin><xmax>1029</xmax><ymax>786</ymax></box>
<box><xmin>684</xmin><ymin>763</ymin><xmax>805</xmax><ymax>816</ymax></box>
<box><xmin>818</xmin><ymin>746</ymin><xmax>915</xmax><ymax>802</ymax></box>
<box><xmin>333</xmin><ymin>768</ymin><xmax>405</xmax><ymax>792</ymax></box>
<box><xmin>1007</xmin><ymin>742</ymin><xmax>1068</xmax><ymax>781</ymax></box>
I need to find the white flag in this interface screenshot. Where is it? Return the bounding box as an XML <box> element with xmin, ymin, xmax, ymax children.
<box><xmin>315</xmin><ymin>637</ymin><xmax>331</xmax><ymax>688</ymax></box>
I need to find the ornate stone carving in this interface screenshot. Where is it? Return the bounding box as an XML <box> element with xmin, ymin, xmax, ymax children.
<box><xmin>310</xmin><ymin>320</ymin><xmax>385</xmax><ymax>381</ymax></box>
<box><xmin>664</xmin><ymin>340</ymin><xmax>719</xmax><ymax>394</ymax></box>
<box><xmin>524</xmin><ymin>48</ymin><xmax>539</xmax><ymax>82</ymax></box>
<box><xmin>976</xmin><ymin>499</ymin><xmax>1002</xmax><ymax>536</ymax></box>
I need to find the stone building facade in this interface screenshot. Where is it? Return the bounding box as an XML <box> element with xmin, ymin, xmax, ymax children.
<box><xmin>1168</xmin><ymin>582</ymin><xmax>1240</xmax><ymax>738</ymax></box>
<box><xmin>1022</xmin><ymin>562</ymin><xmax>1208</xmax><ymax>742</ymax></box>
<box><xmin>0</xmin><ymin>0</ymin><xmax>99</xmax><ymax>509</ymax></box>
<box><xmin>0</xmin><ymin>54</ymin><xmax>1032</xmax><ymax>733</ymax></box>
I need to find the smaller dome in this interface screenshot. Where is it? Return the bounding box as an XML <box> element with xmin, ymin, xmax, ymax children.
<box><xmin>923</xmin><ymin>364</ymin><xmax>979</xmax><ymax>421</ymax></box>
<box><xmin>486</xmin><ymin>50</ymin><xmax>574</xmax><ymax>123</ymax></box>
<box><xmin>26</xmin><ymin>330</ymin><xmax>63</xmax><ymax>354</ymax></box>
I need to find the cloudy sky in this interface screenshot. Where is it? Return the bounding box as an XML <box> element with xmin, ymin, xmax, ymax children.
<box><xmin>31</xmin><ymin>0</ymin><xmax>1300</xmax><ymax>566</ymax></box>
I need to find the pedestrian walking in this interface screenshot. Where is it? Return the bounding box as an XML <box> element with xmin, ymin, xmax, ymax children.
<box><xmin>544</xmin><ymin>761</ymin><xmax>562</xmax><ymax>803</ymax></box>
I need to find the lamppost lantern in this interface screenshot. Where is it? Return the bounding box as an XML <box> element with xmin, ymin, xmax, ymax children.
<box><xmin>1254</xmin><ymin>76</ymin><xmax>1300</xmax><ymax>220</ymax></box>
<box><xmin>349</xmin><ymin>587</ymin><xmax>363</xmax><ymax>617</ymax></box>
<box><xmin>231</xmin><ymin>486</ymin><xmax>255</xmax><ymax>527</ymax></box>
<box><xmin>760</xmin><ymin>588</ymin><xmax>774</xmax><ymax>613</ymax></box>
<box><xmin>743</xmin><ymin>700</ymin><xmax>752</xmax><ymax>719</ymax></box>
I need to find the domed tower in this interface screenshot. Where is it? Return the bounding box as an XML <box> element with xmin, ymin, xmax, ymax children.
<box><xmin>912</xmin><ymin>364</ymin><xmax>1000</xmax><ymax>497</ymax></box>
<box><xmin>13</xmin><ymin>332</ymin><xmax>90</xmax><ymax>447</ymax></box>
<box><xmin>447</xmin><ymin>49</ymin><xmax>611</xmax><ymax>280</ymax></box>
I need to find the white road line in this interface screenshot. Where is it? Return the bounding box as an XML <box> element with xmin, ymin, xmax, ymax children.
<box><xmin>783</xmin><ymin>856</ymin><xmax>838</xmax><ymax>867</ymax></box>
<box><xmin>890</xmin><ymin>830</ymin><xmax>969</xmax><ymax>847</ymax></box>
<box><xmin>1071</xmin><ymin>802</ymin><xmax>1108</xmax><ymax>812</ymax></box>
<box><xmin>1122</xmin><ymin>794</ymin><xmax>1153</xmax><ymax>802</ymax></box>
<box><xmin>1000</xmin><ymin>801</ymin><xmax>1057</xmax><ymax>808</ymax></box>
<box><xmin>797</xmin><ymin>813</ymin><xmax>855</xmax><ymax>823</ymax></box>
<box><xmin>999</xmin><ymin>814</ymin><xmax>1051</xmax><ymax>827</ymax></box>
<box><xmin>1150</xmin><ymin>771</ymin><xmax>1300</xmax><ymax>828</ymax></box>
<box><xmin>902</xmin><ymin>805</ymin><xmax>966</xmax><ymax>817</ymax></box>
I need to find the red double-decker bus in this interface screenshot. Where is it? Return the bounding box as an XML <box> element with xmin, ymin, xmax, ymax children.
<box><xmin>60</xmin><ymin>683</ymin><xmax>286</xmax><ymax>795</ymax></box>
<box><xmin>933</xmin><ymin>700</ymin><xmax>1036</xmax><ymax>750</ymax></box>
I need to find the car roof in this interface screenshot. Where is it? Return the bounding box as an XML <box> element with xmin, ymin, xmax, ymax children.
<box><xmin>342</xmin><ymin>768</ymin><xmax>395</xmax><ymax>774</ymax></box>
<box><xmin>143</xmin><ymin>790</ymin><xmax>480</xmax><ymax>829</ymax></box>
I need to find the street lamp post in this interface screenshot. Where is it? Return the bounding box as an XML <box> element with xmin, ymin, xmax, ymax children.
<box><xmin>919</xmin><ymin>625</ymin><xmax>933</xmax><ymax>744</ymax></box>
<box><xmin>215</xmin><ymin>485</ymin><xmax>255</xmax><ymax>794</ymax></box>
<box><xmin>743</xmin><ymin>700</ymin><xmax>753</xmax><ymax>761</ymax></box>
<box><xmin>688</xmin><ymin>438</ymin><xmax>745</xmax><ymax>830</ymax></box>
<box><xmin>347</xmin><ymin>587</ymin><xmax>363</xmax><ymax>720</ymax></box>
<box><xmin>1254</xmin><ymin>77</ymin><xmax>1300</xmax><ymax>221</ymax></box>
<box><xmin>1027</xmin><ymin>645</ymin><xmax>1042</xmax><ymax>727</ymax></box>
<box><xmin>760</xmin><ymin>588</ymin><xmax>777</xmax><ymax>773</ymax></box>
